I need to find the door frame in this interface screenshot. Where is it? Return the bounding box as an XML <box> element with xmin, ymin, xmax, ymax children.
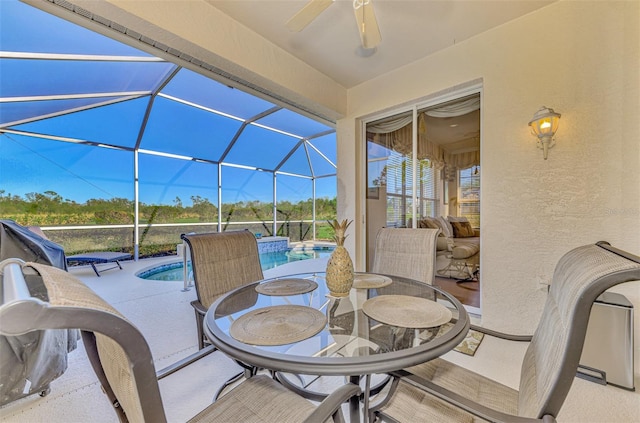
<box><xmin>358</xmin><ymin>82</ymin><xmax>483</xmax><ymax>315</ymax></box>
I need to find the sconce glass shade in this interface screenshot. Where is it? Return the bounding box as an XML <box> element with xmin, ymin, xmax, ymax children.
<box><xmin>528</xmin><ymin>106</ymin><xmax>561</xmax><ymax>160</ymax></box>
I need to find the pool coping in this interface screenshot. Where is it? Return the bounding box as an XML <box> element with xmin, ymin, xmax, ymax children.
<box><xmin>137</xmin><ymin>244</ymin><xmax>336</xmax><ymax>280</ymax></box>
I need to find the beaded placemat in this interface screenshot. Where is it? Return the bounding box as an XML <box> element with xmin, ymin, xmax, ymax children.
<box><xmin>255</xmin><ymin>278</ymin><xmax>318</xmax><ymax>296</ymax></box>
<box><xmin>353</xmin><ymin>273</ymin><xmax>392</xmax><ymax>289</ymax></box>
<box><xmin>230</xmin><ymin>305</ymin><xmax>326</xmax><ymax>346</ymax></box>
<box><xmin>362</xmin><ymin>295</ymin><xmax>452</xmax><ymax>328</ymax></box>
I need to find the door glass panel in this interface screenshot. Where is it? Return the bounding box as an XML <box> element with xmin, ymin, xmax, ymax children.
<box><xmin>364</xmin><ymin>93</ymin><xmax>481</xmax><ymax>311</ymax></box>
<box><xmin>417</xmin><ymin>93</ymin><xmax>480</xmax><ymax>222</ymax></box>
<box><xmin>458</xmin><ymin>166</ymin><xmax>480</xmax><ymax>228</ymax></box>
<box><xmin>365</xmin><ymin>112</ymin><xmax>415</xmax><ymax>269</ymax></box>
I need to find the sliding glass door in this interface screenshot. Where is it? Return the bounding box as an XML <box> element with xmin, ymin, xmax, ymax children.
<box><xmin>365</xmin><ymin>111</ymin><xmax>442</xmax><ymax>269</ymax></box>
<box><xmin>363</xmin><ymin>92</ymin><xmax>481</xmax><ymax>301</ymax></box>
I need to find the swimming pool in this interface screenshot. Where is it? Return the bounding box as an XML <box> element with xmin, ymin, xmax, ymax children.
<box><xmin>137</xmin><ymin>246</ymin><xmax>334</xmax><ymax>281</ymax></box>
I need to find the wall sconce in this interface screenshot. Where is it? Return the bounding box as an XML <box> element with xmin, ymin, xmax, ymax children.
<box><xmin>528</xmin><ymin>106</ymin><xmax>561</xmax><ymax>160</ymax></box>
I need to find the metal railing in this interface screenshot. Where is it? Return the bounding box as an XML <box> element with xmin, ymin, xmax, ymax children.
<box><xmin>40</xmin><ymin>220</ymin><xmax>331</xmax><ymax>259</ymax></box>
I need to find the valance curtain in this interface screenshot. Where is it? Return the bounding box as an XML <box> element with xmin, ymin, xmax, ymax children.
<box><xmin>367</xmin><ymin>114</ymin><xmax>412</xmax><ymax>134</ymax></box>
<box><xmin>423</xmin><ymin>97</ymin><xmax>480</xmax><ymax>118</ymax></box>
<box><xmin>367</xmin><ymin>96</ymin><xmax>480</xmax><ymax>172</ymax></box>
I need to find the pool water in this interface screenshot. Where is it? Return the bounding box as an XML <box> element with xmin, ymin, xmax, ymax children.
<box><xmin>138</xmin><ymin>246</ymin><xmax>334</xmax><ymax>281</ymax></box>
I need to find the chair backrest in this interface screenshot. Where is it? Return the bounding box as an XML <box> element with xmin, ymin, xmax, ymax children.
<box><xmin>181</xmin><ymin>231</ymin><xmax>264</xmax><ymax>309</ymax></box>
<box><xmin>0</xmin><ymin>261</ymin><xmax>166</xmax><ymax>423</ymax></box>
<box><xmin>371</xmin><ymin>228</ymin><xmax>440</xmax><ymax>285</ymax></box>
<box><xmin>517</xmin><ymin>242</ymin><xmax>640</xmax><ymax>418</ymax></box>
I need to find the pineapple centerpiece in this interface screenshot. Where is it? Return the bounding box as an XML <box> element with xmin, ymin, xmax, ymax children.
<box><xmin>325</xmin><ymin>219</ymin><xmax>354</xmax><ymax>297</ymax></box>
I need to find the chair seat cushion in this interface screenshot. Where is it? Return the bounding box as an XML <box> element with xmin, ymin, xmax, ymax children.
<box><xmin>410</xmin><ymin>358</ymin><xmax>518</xmax><ymax>412</ymax></box>
<box><xmin>379</xmin><ymin>358</ymin><xmax>518</xmax><ymax>422</ymax></box>
<box><xmin>379</xmin><ymin>380</ymin><xmax>488</xmax><ymax>422</ymax></box>
<box><xmin>189</xmin><ymin>375</ymin><xmax>319</xmax><ymax>423</ymax></box>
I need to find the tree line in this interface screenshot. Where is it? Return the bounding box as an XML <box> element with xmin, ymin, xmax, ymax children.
<box><xmin>0</xmin><ymin>190</ymin><xmax>337</xmax><ymax>226</ymax></box>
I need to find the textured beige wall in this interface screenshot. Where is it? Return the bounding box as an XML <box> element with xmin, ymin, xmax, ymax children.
<box><xmin>340</xmin><ymin>0</ymin><xmax>640</xmax><ymax>333</ymax></box>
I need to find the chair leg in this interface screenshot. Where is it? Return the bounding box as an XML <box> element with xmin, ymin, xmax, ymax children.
<box><xmin>194</xmin><ymin>308</ymin><xmax>205</xmax><ymax>350</ymax></box>
<box><xmin>214</xmin><ymin>371</ymin><xmax>245</xmax><ymax>400</ymax></box>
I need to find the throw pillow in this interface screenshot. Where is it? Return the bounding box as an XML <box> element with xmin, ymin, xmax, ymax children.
<box><xmin>420</xmin><ymin>218</ymin><xmax>437</xmax><ymax>229</ymax></box>
<box><xmin>429</xmin><ymin>217</ymin><xmax>447</xmax><ymax>235</ymax></box>
<box><xmin>448</xmin><ymin>216</ymin><xmax>469</xmax><ymax>223</ymax></box>
<box><xmin>418</xmin><ymin>217</ymin><xmax>445</xmax><ymax>236</ymax></box>
<box><xmin>437</xmin><ymin>216</ymin><xmax>454</xmax><ymax>238</ymax></box>
<box><xmin>451</xmin><ymin>221</ymin><xmax>475</xmax><ymax>238</ymax></box>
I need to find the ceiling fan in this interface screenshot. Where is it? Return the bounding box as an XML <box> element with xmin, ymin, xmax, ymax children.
<box><xmin>286</xmin><ymin>0</ymin><xmax>382</xmax><ymax>49</ymax></box>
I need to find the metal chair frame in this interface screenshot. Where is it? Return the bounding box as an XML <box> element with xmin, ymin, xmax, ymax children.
<box><xmin>371</xmin><ymin>241</ymin><xmax>640</xmax><ymax>423</ymax></box>
<box><xmin>0</xmin><ymin>259</ymin><xmax>361</xmax><ymax>423</ymax></box>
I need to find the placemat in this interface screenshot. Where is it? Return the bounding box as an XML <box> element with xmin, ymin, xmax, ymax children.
<box><xmin>230</xmin><ymin>305</ymin><xmax>326</xmax><ymax>346</ymax></box>
<box><xmin>362</xmin><ymin>295</ymin><xmax>452</xmax><ymax>328</ymax></box>
<box><xmin>353</xmin><ymin>273</ymin><xmax>392</xmax><ymax>289</ymax></box>
<box><xmin>255</xmin><ymin>278</ymin><xmax>318</xmax><ymax>296</ymax></box>
<box><xmin>436</xmin><ymin>323</ymin><xmax>485</xmax><ymax>356</ymax></box>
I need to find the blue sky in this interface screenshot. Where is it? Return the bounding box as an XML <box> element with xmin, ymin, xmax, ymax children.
<box><xmin>0</xmin><ymin>0</ymin><xmax>337</xmax><ymax>207</ymax></box>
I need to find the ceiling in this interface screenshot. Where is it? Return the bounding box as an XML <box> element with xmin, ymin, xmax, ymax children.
<box><xmin>208</xmin><ymin>0</ymin><xmax>555</xmax><ymax>88</ymax></box>
<box><xmin>424</xmin><ymin>109</ymin><xmax>480</xmax><ymax>151</ymax></box>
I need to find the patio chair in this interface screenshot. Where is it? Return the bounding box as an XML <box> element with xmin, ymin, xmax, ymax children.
<box><xmin>181</xmin><ymin>230</ymin><xmax>264</xmax><ymax>350</ymax></box>
<box><xmin>371</xmin><ymin>228</ymin><xmax>440</xmax><ymax>285</ymax></box>
<box><xmin>362</xmin><ymin>228</ymin><xmax>441</xmax><ymax>389</ymax></box>
<box><xmin>370</xmin><ymin>241</ymin><xmax>640</xmax><ymax>422</ymax></box>
<box><xmin>0</xmin><ymin>260</ymin><xmax>361</xmax><ymax>423</ymax></box>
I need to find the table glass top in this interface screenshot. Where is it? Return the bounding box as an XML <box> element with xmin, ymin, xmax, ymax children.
<box><xmin>206</xmin><ymin>272</ymin><xmax>468</xmax><ymax>373</ymax></box>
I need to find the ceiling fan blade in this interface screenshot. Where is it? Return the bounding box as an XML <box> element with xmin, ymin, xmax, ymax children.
<box><xmin>286</xmin><ymin>0</ymin><xmax>334</xmax><ymax>32</ymax></box>
<box><xmin>354</xmin><ymin>0</ymin><xmax>382</xmax><ymax>49</ymax></box>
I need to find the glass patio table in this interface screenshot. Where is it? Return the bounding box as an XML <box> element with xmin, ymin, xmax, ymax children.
<box><xmin>204</xmin><ymin>272</ymin><xmax>469</xmax><ymax>422</ymax></box>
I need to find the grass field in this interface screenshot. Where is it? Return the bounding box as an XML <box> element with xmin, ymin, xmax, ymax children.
<box><xmin>39</xmin><ymin>221</ymin><xmax>335</xmax><ymax>257</ymax></box>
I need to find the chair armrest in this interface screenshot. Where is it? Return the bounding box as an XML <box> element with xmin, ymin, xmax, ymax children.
<box><xmin>436</xmin><ymin>237</ymin><xmax>449</xmax><ymax>251</ymax></box>
<box><xmin>156</xmin><ymin>344</ymin><xmax>216</xmax><ymax>380</ymax></box>
<box><xmin>191</xmin><ymin>300</ymin><xmax>207</xmax><ymax>316</ymax></box>
<box><xmin>469</xmin><ymin>324</ymin><xmax>533</xmax><ymax>342</ymax></box>
<box><xmin>400</xmin><ymin>371</ymin><xmax>553</xmax><ymax>423</ymax></box>
<box><xmin>304</xmin><ymin>383</ymin><xmax>362</xmax><ymax>423</ymax></box>
<box><xmin>436</xmin><ymin>237</ymin><xmax>455</xmax><ymax>252</ymax></box>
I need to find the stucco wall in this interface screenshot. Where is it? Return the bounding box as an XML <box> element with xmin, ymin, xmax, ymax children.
<box><xmin>340</xmin><ymin>0</ymin><xmax>640</xmax><ymax>333</ymax></box>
